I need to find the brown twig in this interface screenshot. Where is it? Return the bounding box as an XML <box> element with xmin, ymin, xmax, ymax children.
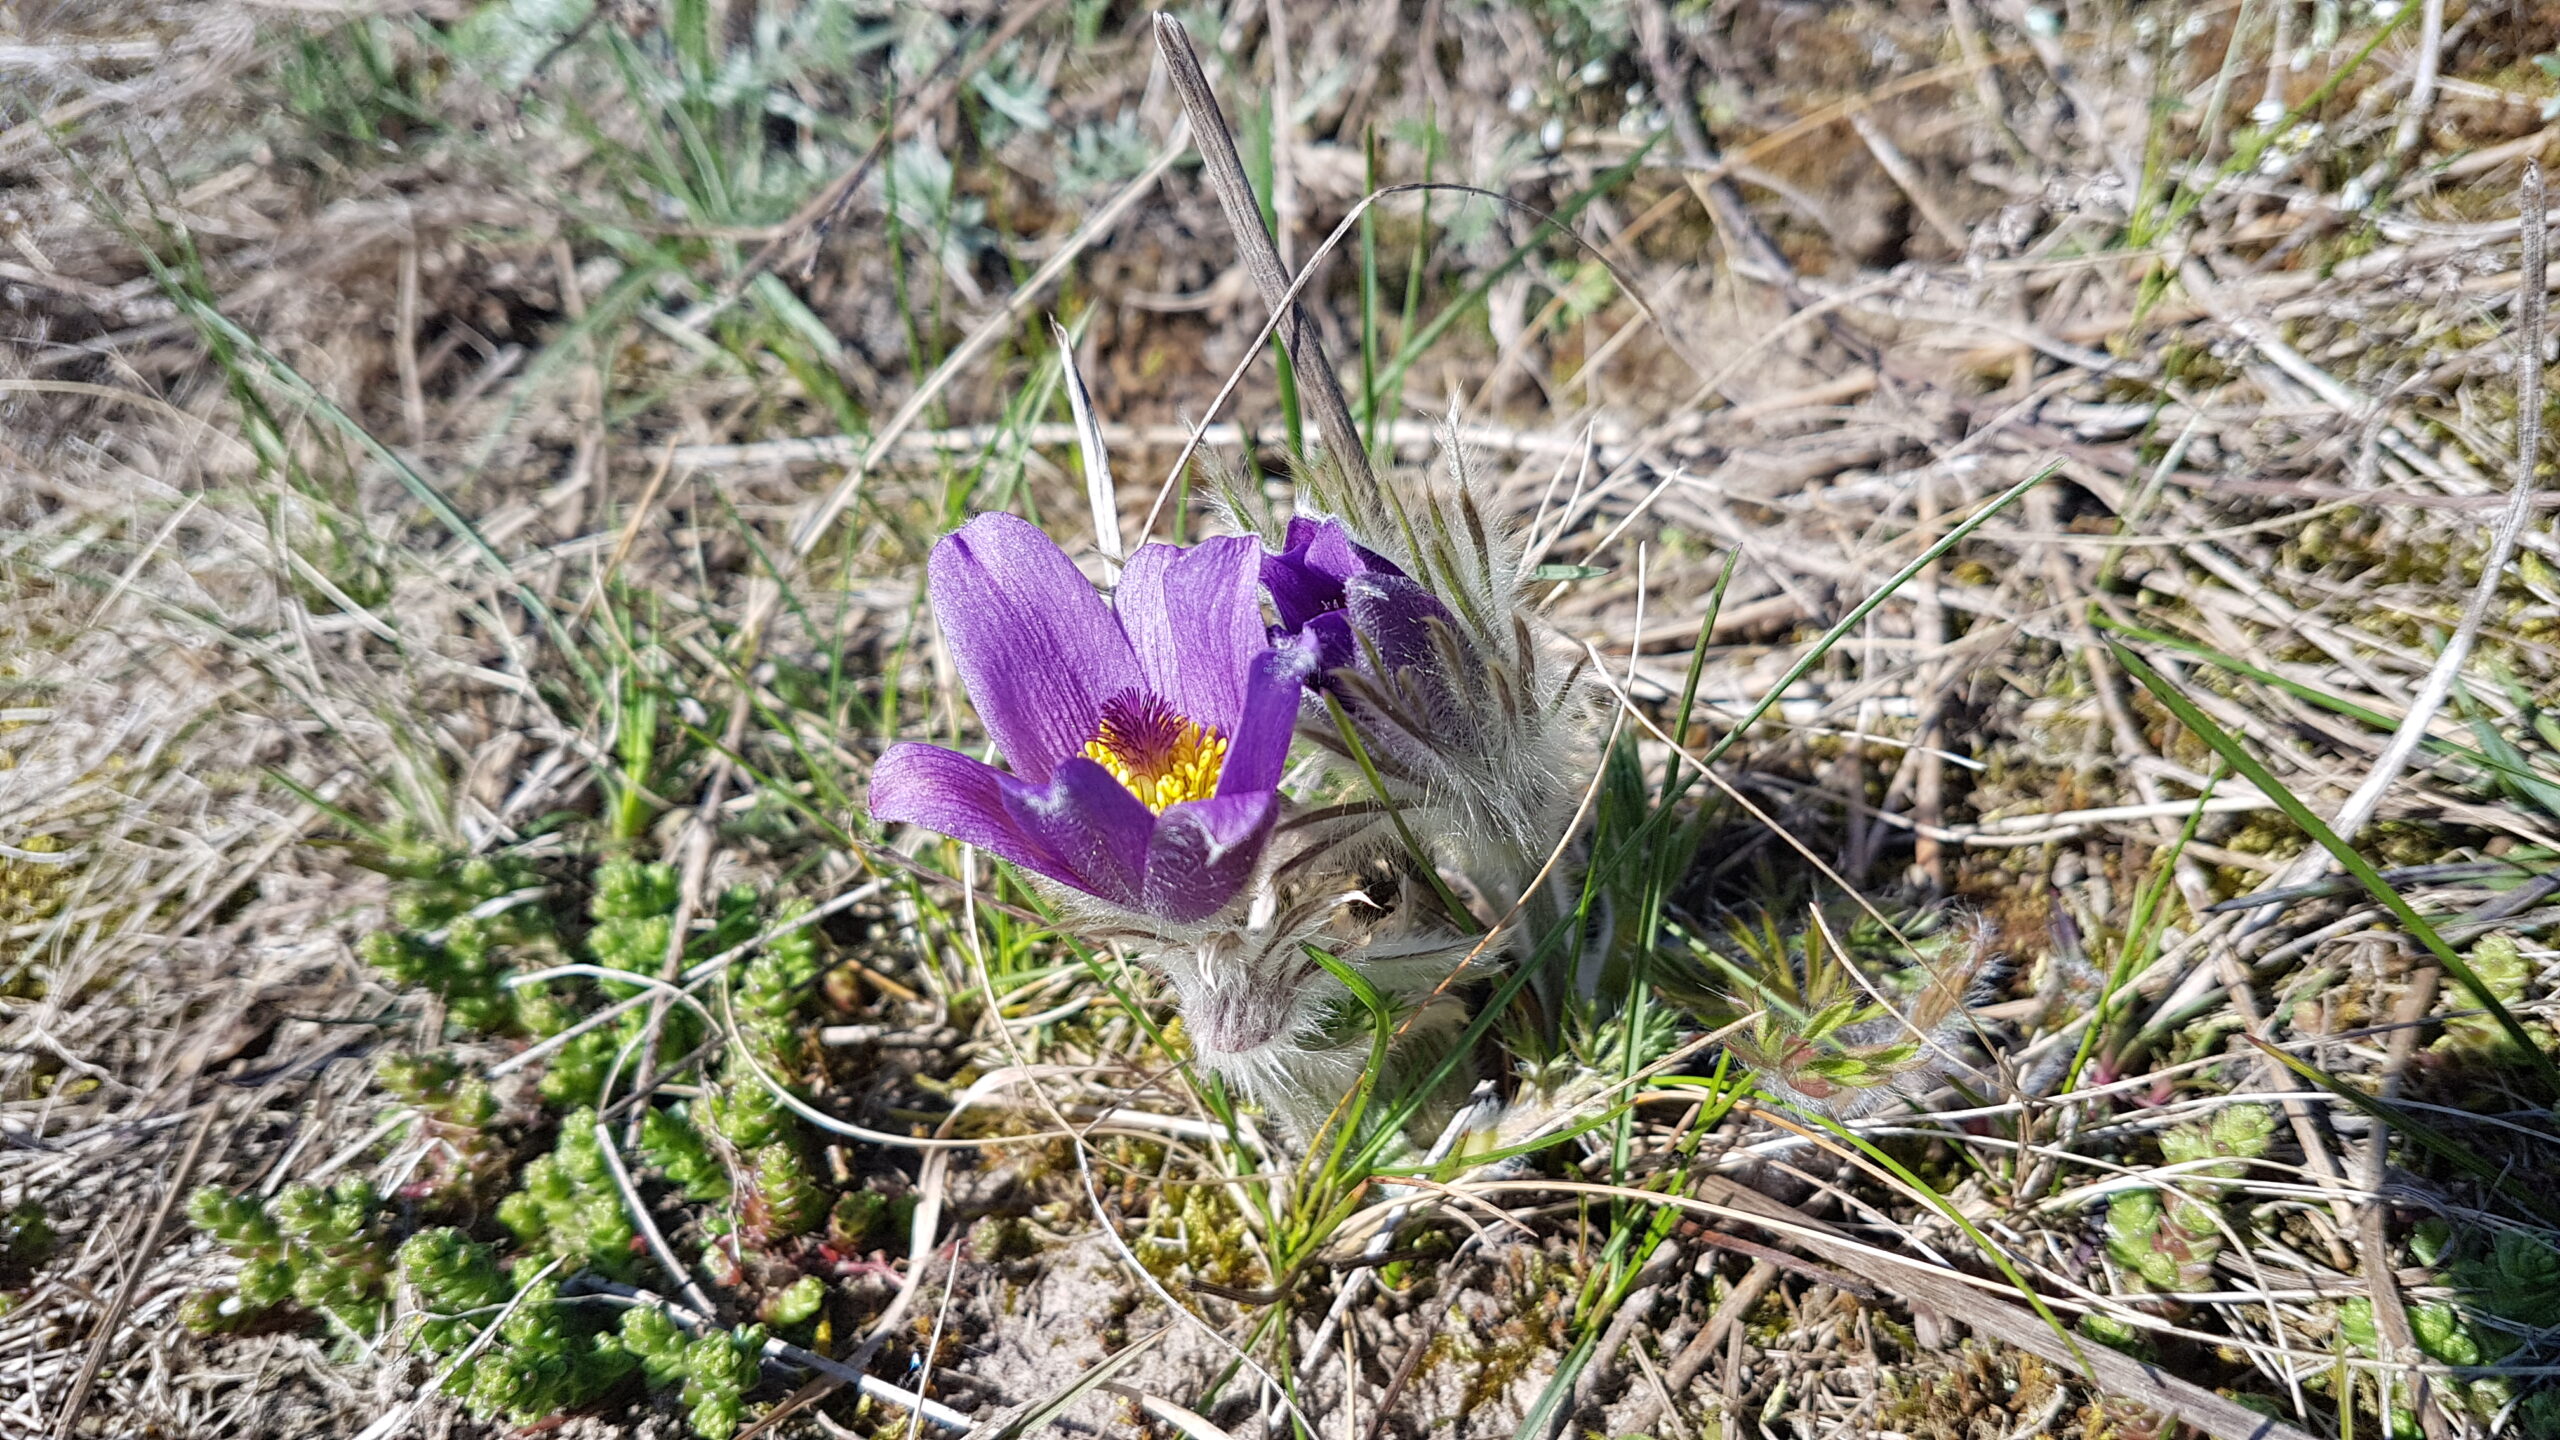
<box><xmin>1611</xmin><ymin>1255</ymin><xmax>1782</xmax><ymax>1440</ymax></box>
<box><xmin>1358</xmin><ymin>1255</ymin><xmax>1479</xmax><ymax>1440</ymax></box>
<box><xmin>1687</xmin><ymin>1226</ymin><xmax>1878</xmax><ymax>1299</ymax></box>
<box><xmin>1631</xmin><ymin>0</ymin><xmax>1798</xmax><ymax>290</ymax></box>
<box><xmin>1847</xmin><ymin>109</ymin><xmax>1968</xmax><ymax>253</ymax></box>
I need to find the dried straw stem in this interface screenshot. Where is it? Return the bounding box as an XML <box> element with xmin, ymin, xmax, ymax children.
<box><xmin>1153</xmin><ymin>14</ymin><xmax>1376</xmax><ymax>497</ymax></box>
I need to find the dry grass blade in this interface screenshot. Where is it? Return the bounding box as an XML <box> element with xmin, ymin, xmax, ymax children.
<box><xmin>1152</xmin><ymin>13</ymin><xmax>1375</xmax><ymax>496</ymax></box>
<box><xmin>47</xmin><ymin>1098</ymin><xmax>219</xmax><ymax>1440</ymax></box>
<box><xmin>784</xmin><ymin>137</ymin><xmax>1188</xmax><ymax>560</ymax></box>
<box><xmin>1457</xmin><ymin>1176</ymin><xmax>2321</xmax><ymax>1440</ymax></box>
<box><xmin>2252</xmin><ymin>160</ymin><xmax>2552</xmax><ymax>912</ymax></box>
<box><xmin>1050</xmin><ymin>315</ymin><xmax>1121</xmax><ymax>579</ymax></box>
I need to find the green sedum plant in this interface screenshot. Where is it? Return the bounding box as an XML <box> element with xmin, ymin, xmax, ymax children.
<box><xmin>184</xmin><ymin>1178</ymin><xmax>397</xmax><ymax>1336</ymax></box>
<box><xmin>462</xmin><ymin>1276</ymin><xmax>638</xmax><ymax>1424</ymax></box>
<box><xmin>2336</xmin><ymin>1291</ymin><xmax>2512</xmax><ymax>1437</ymax></box>
<box><xmin>639</xmin><ymin>1104</ymin><xmax>731</xmax><ymax>1202</ymax></box>
<box><xmin>377</xmin><ymin>1050</ymin><xmax>506</xmax><ymax>1210</ymax></box>
<box><xmin>679</xmin><ymin>1323</ymin><xmax>768</xmax><ymax>1440</ymax></box>
<box><xmin>2451</xmin><ymin>1226</ymin><xmax>2560</xmax><ymax>1330</ymax></box>
<box><xmin>2104</xmin><ymin>1186</ymin><xmax>2220</xmax><ymax>1293</ymax></box>
<box><xmin>400</xmin><ymin>1229</ymin><xmax>635</xmax><ymax>1427</ymax></box>
<box><xmin>396</xmin><ymin>1227</ymin><xmax>511</xmax><ymax>1353</ymax></box>
<box><xmin>540</xmin><ymin>859</ymin><xmax>710</xmax><ymax>1110</ymax></box>
<box><xmin>587</xmin><ymin>858</ymin><xmax>680</xmax><ymax>981</ymax></box>
<box><xmin>618</xmin><ymin>1308</ymin><xmax>770</xmax><ymax>1440</ymax></box>
<box><xmin>496</xmin><ymin>1108</ymin><xmax>638</xmax><ymax>1279</ymax></box>
<box><xmin>2431</xmin><ymin>934</ymin><xmax>2550</xmax><ymax>1064</ymax></box>
<box><xmin>396</xmin><ymin>1228</ymin><xmax>777</xmax><ymax>1439</ymax></box>
<box><xmin>2333</xmin><ymin>1222</ymin><xmax>2560</xmax><ymax>1433</ymax></box>
<box><xmin>760</xmin><ymin>1272</ymin><xmax>825</xmax><ymax>1328</ymax></box>
<box><xmin>195</xmin><ymin>837</ymin><xmax>846</xmax><ymax>1432</ymax></box>
<box><xmin>697</xmin><ymin>1062</ymin><xmax>790</xmax><ymax>1151</ymax></box>
<box><xmin>733</xmin><ymin>899</ymin><xmax>822</xmax><ymax>1072</ymax></box>
<box><xmin>740</xmin><ymin>1143</ymin><xmax>822</xmax><ymax>1242</ymax></box>
<box><xmin>826</xmin><ymin>1188</ymin><xmax>890</xmax><ymax>1253</ymax></box>
<box><xmin>2089</xmin><ymin>1105</ymin><xmax>2275</xmax><ymax>1341</ymax></box>
<box><xmin>402</xmin><ymin>1231</ymin><xmax>632</xmax><ymax>1423</ymax></box>
<box><xmin>355</xmin><ymin>844</ymin><xmax>556</xmax><ymax>1034</ymax></box>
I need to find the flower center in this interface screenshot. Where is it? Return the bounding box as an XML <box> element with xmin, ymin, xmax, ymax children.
<box><xmin>1083</xmin><ymin>690</ymin><xmax>1227</xmax><ymax>813</ymax></box>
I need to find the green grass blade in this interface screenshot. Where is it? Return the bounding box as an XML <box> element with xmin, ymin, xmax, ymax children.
<box><xmin>150</xmin><ymin>281</ymin><xmax>602</xmax><ymax>698</ymax></box>
<box><xmin>1797</xmin><ymin>1109</ymin><xmax>2091</xmax><ymax>1372</ymax></box>
<box><xmin>2093</xmin><ymin>615</ymin><xmax>2557</xmax><ymax>797</ymax></box>
<box><xmin>1304</xmin><ymin>943</ymin><xmax>1398</xmax><ymax>1179</ymax></box>
<box><xmin>2064</xmin><ymin>765</ymin><xmax>2222</xmax><ymax>1095</ymax></box>
<box><xmin>1370</xmin><ymin>135</ymin><xmax>1656</xmax><ymax>408</ymax></box>
<box><xmin>2111</xmin><ymin>642</ymin><xmax>2560</xmax><ymax>1095</ymax></box>
<box><xmin>1663</xmin><ymin>546</ymin><xmax>1740</xmax><ymax>803</ymax></box>
<box><xmin>2248</xmin><ymin>1037</ymin><xmax>2560</xmax><ymax>1225</ymax></box>
<box><xmin>1692</xmin><ymin>461</ymin><xmax>2059</xmax><ymax>774</ymax></box>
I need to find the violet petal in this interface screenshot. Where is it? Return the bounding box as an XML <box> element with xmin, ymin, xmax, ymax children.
<box><xmin>1146</xmin><ymin>790</ymin><xmax>1277</xmax><ymax>922</ymax></box>
<box><xmin>931</xmin><ymin>512</ymin><xmax>1139</xmax><ymax>785</ymax></box>
<box><xmin>999</xmin><ymin>757</ymin><xmax>1155</xmax><ymax>910</ymax></box>
<box><xmin>1219</xmin><ymin>647</ymin><xmax>1311</xmax><ymax>797</ymax></box>
<box><xmin>1116</xmin><ymin>534</ymin><xmax>1268</xmax><ymax>733</ymax></box>
<box><xmin>869</xmin><ymin>743</ymin><xmax>1081</xmax><ymax>890</ymax></box>
<box><xmin>1342</xmin><ymin>572</ymin><xmax>1477</xmax><ymax>749</ymax></box>
<box><xmin>1280</xmin><ymin>609</ymin><xmax>1362</xmax><ymax>677</ymax></box>
<box><xmin>1261</xmin><ymin>515</ymin><xmax>1401</xmax><ymax>631</ymax></box>
<box><xmin>1344</xmin><ymin>572</ymin><xmax>1463</xmax><ymax>676</ymax></box>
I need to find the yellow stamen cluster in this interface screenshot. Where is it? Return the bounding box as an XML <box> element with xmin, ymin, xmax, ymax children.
<box><xmin>1084</xmin><ymin>695</ymin><xmax>1228</xmax><ymax>813</ymax></box>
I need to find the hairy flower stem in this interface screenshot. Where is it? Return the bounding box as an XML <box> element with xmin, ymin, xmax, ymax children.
<box><xmin>1320</xmin><ymin>692</ymin><xmax>1478</xmax><ymax>932</ymax></box>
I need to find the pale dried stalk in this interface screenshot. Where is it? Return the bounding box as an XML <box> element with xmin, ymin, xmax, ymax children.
<box><xmin>1151</xmin><ymin>14</ymin><xmax>1375</xmax><ymax>496</ymax></box>
<box><xmin>2252</xmin><ymin>161</ymin><xmax>2550</xmax><ymax>914</ymax></box>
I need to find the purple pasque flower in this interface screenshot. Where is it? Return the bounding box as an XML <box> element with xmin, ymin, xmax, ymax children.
<box><xmin>870</xmin><ymin>513</ymin><xmax>1303</xmax><ymax>924</ymax></box>
<box><xmin>1260</xmin><ymin>514</ymin><xmax>1404</xmax><ymax>674</ymax></box>
<box><xmin>1262</xmin><ymin>515</ymin><xmax>1486</xmax><ymax>761</ymax></box>
<box><xmin>1261</xmin><ymin>509</ymin><xmax>1591</xmax><ymax>873</ymax></box>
